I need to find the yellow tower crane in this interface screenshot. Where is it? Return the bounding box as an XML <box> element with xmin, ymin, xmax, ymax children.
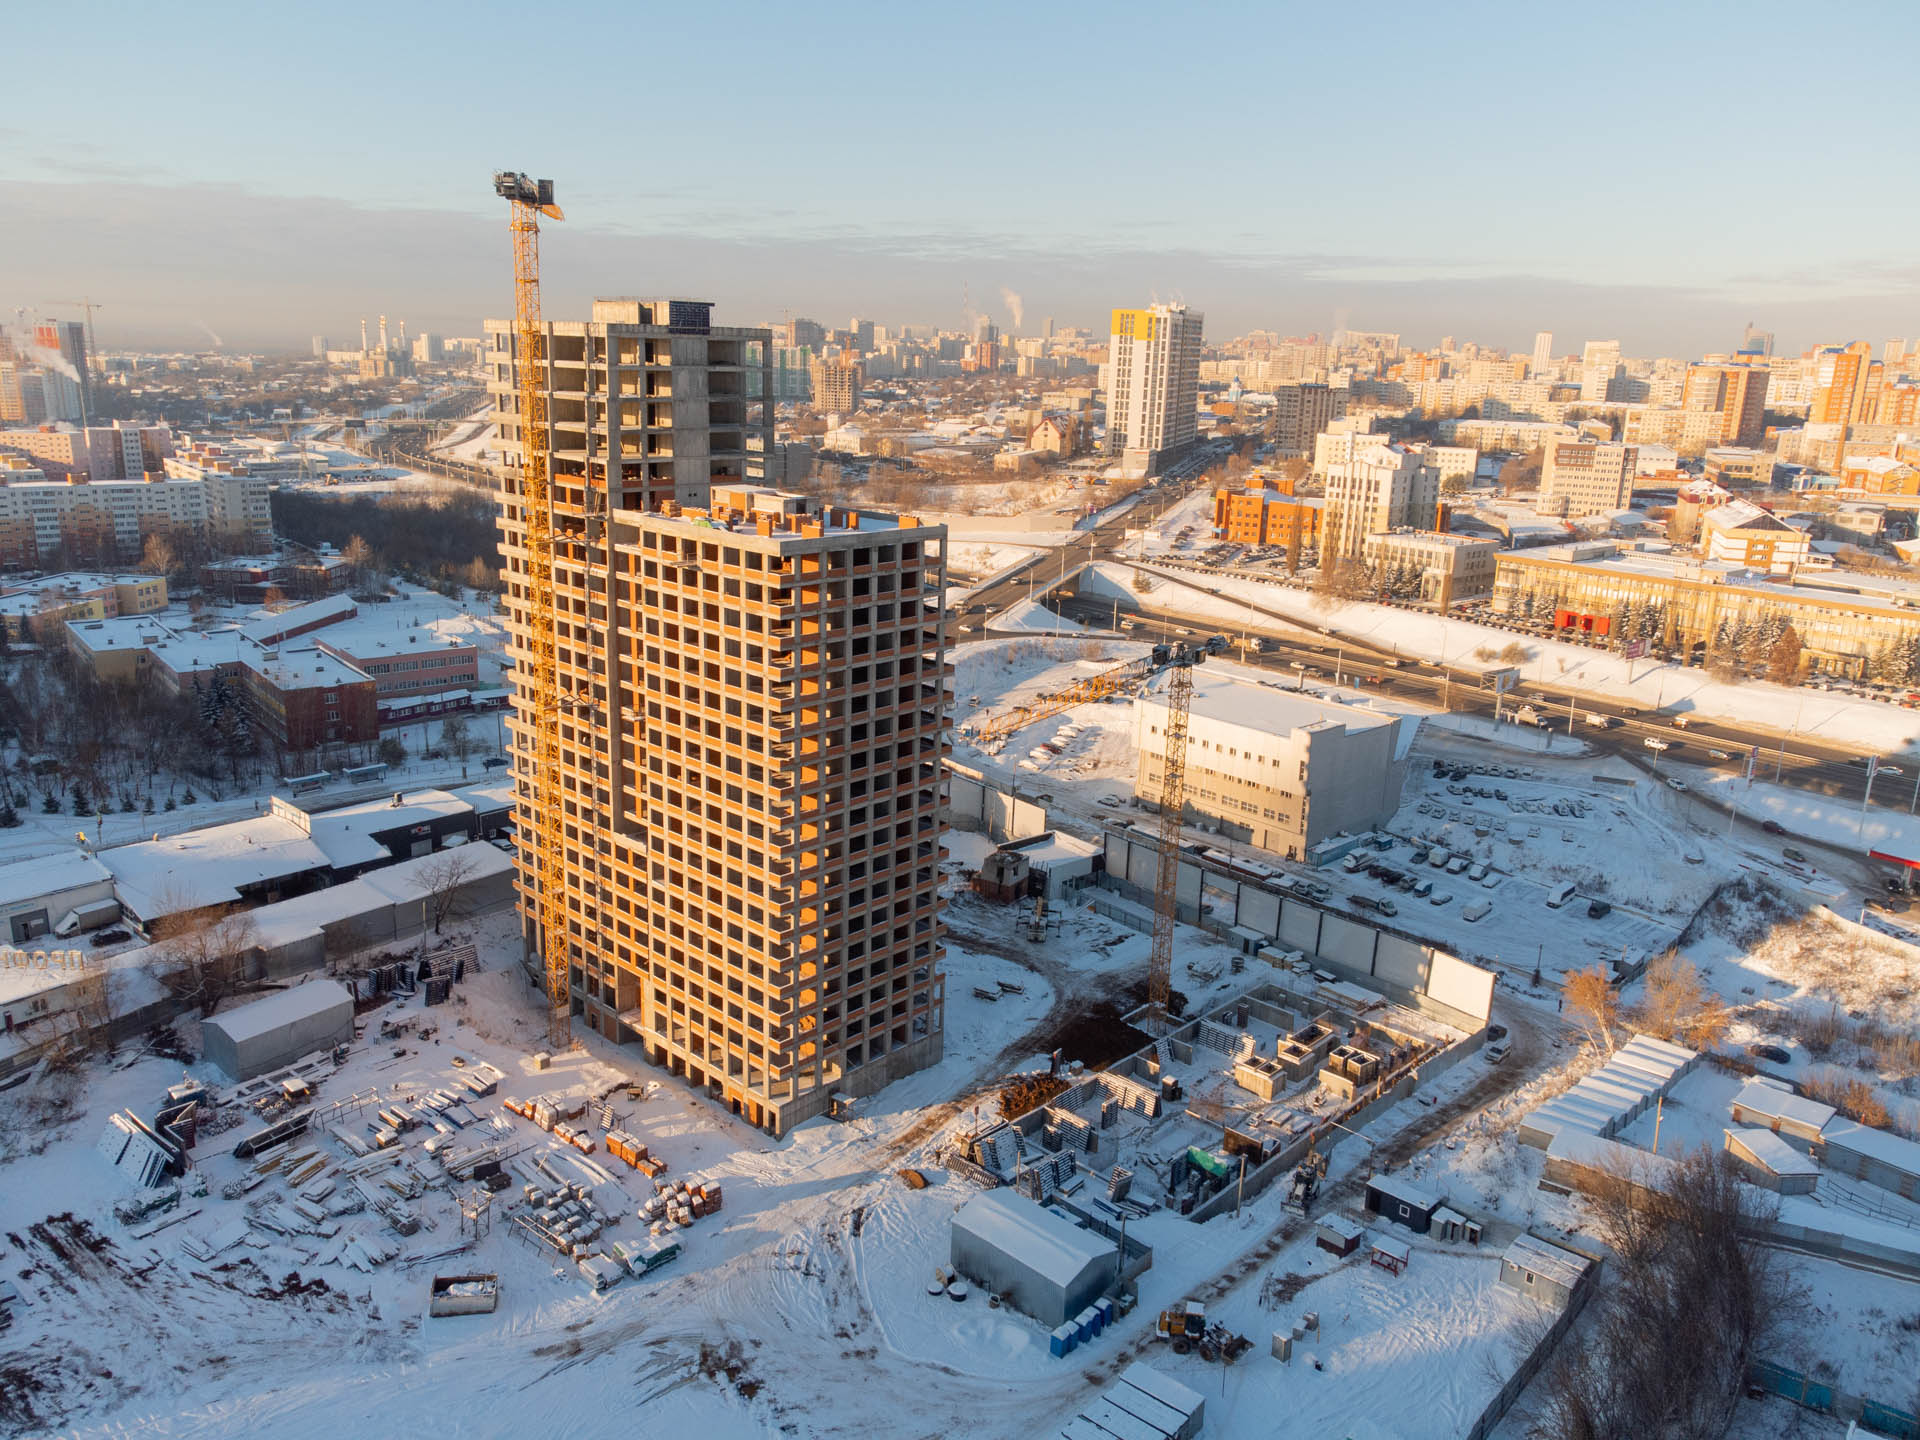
<box><xmin>492</xmin><ymin>170</ymin><xmax>574</xmax><ymax>1053</ymax></box>
<box><xmin>1147</xmin><ymin>648</ymin><xmax>1201</xmax><ymax>1029</ymax></box>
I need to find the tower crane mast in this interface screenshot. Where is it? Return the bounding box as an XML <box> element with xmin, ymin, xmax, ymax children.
<box><xmin>1147</xmin><ymin>647</ymin><xmax>1202</xmax><ymax>1029</ymax></box>
<box><xmin>492</xmin><ymin>170</ymin><xmax>574</xmax><ymax>1052</ymax></box>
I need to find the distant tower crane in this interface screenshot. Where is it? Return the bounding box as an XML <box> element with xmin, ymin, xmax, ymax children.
<box><xmin>492</xmin><ymin>169</ymin><xmax>574</xmax><ymax>1052</ymax></box>
<box><xmin>1147</xmin><ymin>646</ymin><xmax>1203</xmax><ymax>1029</ymax></box>
<box><xmin>46</xmin><ymin>297</ymin><xmax>107</xmax><ymax>368</ymax></box>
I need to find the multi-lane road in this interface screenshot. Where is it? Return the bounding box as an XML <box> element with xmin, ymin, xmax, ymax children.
<box><xmin>952</xmin><ymin>449</ymin><xmax>1920</xmax><ymax>847</ymax></box>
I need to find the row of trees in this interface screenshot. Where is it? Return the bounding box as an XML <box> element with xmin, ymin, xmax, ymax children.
<box><xmin>0</xmin><ymin>629</ymin><xmax>425</xmax><ymax>820</ymax></box>
<box><xmin>1864</xmin><ymin>636</ymin><xmax>1920</xmax><ymax>688</ymax></box>
<box><xmin>271</xmin><ymin>489</ymin><xmax>502</xmax><ymax>597</ymax></box>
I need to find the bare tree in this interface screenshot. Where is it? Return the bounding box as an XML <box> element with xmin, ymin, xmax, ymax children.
<box><xmin>438</xmin><ymin>715</ymin><xmax>474</xmax><ymax>762</ymax></box>
<box><xmin>151</xmin><ymin>901</ymin><xmax>260</xmax><ymax>1016</ymax></box>
<box><xmin>1635</xmin><ymin>953</ymin><xmax>1732</xmax><ymax>1052</ymax></box>
<box><xmin>415</xmin><ymin>848</ymin><xmax>480</xmax><ymax>934</ymax></box>
<box><xmin>139</xmin><ymin>531</ymin><xmax>179</xmax><ymax>581</ymax></box>
<box><xmin>1564</xmin><ymin>964</ymin><xmax>1621</xmax><ymax>1055</ymax></box>
<box><xmin>1538</xmin><ymin>1147</ymin><xmax>1800</xmax><ymax>1440</ymax></box>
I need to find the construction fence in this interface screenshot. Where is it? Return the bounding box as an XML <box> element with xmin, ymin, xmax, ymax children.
<box><xmin>1461</xmin><ymin>1252</ymin><xmax>1600</xmax><ymax>1440</ymax></box>
<box><xmin>945</xmin><ymin>761</ymin><xmax>1051</xmax><ymax>845</ymax></box>
<box><xmin>1747</xmin><ymin>1358</ymin><xmax>1919</xmax><ymax>1439</ymax></box>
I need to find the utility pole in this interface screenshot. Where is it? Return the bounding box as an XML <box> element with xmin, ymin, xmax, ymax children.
<box><xmin>1859</xmin><ymin>755</ymin><xmax>1881</xmax><ymax>839</ymax></box>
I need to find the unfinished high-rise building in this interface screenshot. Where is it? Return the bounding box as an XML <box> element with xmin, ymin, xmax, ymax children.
<box><xmin>486</xmin><ymin>298</ymin><xmax>951</xmax><ymax>1133</ymax></box>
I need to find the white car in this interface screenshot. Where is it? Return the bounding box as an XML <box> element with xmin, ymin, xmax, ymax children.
<box><xmin>1667</xmin><ymin>778</ymin><xmax>1687</xmax><ymax>792</ymax></box>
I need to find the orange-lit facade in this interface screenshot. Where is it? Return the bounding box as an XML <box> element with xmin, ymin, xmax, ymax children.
<box><xmin>488</xmin><ymin>299</ymin><xmax>950</xmax><ymax>1134</ymax></box>
<box><xmin>1811</xmin><ymin>341</ymin><xmax>1883</xmax><ymax>427</ymax></box>
<box><xmin>1213</xmin><ymin>484</ymin><xmax>1323</xmax><ymax>549</ymax></box>
<box><xmin>1682</xmin><ymin>361</ymin><xmax>1770</xmax><ymax>447</ymax></box>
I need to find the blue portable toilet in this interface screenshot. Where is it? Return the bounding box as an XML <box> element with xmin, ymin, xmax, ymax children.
<box><xmin>1093</xmin><ymin>1297</ymin><xmax>1116</xmax><ymax>1327</ymax></box>
<box><xmin>1050</xmin><ymin>1323</ymin><xmax>1078</xmax><ymax>1357</ymax></box>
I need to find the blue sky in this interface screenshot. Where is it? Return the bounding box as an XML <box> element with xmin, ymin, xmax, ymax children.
<box><xmin>6</xmin><ymin>0</ymin><xmax>1918</xmax><ymax>353</ymax></box>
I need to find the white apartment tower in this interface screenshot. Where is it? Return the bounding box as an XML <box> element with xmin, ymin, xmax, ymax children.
<box><xmin>1531</xmin><ymin>331</ymin><xmax>1554</xmax><ymax>373</ymax></box>
<box><xmin>1105</xmin><ymin>304</ymin><xmax>1203</xmax><ymax>476</ymax></box>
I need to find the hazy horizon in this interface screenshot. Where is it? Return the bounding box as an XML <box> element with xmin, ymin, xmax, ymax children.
<box><xmin>6</xmin><ymin>0</ymin><xmax>1919</xmax><ymax>358</ymax></box>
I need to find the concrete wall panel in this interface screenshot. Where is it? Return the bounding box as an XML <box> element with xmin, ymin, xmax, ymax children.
<box><xmin>1238</xmin><ymin>886</ymin><xmax>1281</xmax><ymax>938</ymax></box>
<box><xmin>1317</xmin><ymin>914</ymin><xmax>1376</xmax><ymax>971</ymax></box>
<box><xmin>1276</xmin><ymin>899</ymin><xmax>1321</xmax><ymax>953</ymax></box>
<box><xmin>1373</xmin><ymin>935</ymin><xmax>1431</xmax><ymax>993</ymax></box>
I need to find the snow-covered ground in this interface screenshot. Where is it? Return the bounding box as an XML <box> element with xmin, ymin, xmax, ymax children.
<box><xmin>944</xmin><ymin>540</ymin><xmax>1041</xmax><ymax>579</ymax></box>
<box><xmin>2</xmin><ymin>841</ymin><xmax>1566</xmax><ymax>1440</ymax></box>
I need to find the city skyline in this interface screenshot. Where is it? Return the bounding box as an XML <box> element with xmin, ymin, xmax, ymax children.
<box><xmin>6</xmin><ymin>0</ymin><xmax>1919</xmax><ymax>353</ymax></box>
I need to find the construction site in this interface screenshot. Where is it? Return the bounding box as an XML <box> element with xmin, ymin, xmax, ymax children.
<box><xmin>958</xmin><ymin>975</ymin><xmax>1479</xmax><ymax>1228</ymax></box>
<box><xmin>1</xmin><ymin>173</ymin><xmax>1581</xmax><ymax>1440</ymax></box>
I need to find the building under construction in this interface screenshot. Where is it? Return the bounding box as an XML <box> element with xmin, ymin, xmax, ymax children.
<box><xmin>488</xmin><ymin>298</ymin><xmax>952</xmax><ymax>1133</ymax></box>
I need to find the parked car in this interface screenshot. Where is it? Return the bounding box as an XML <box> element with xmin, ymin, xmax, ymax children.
<box><xmin>1761</xmin><ymin>819</ymin><xmax>1786</xmax><ymax>835</ymax></box>
<box><xmin>1782</xmin><ymin>847</ymin><xmax>1807</xmax><ymax>863</ymax></box>
<box><xmin>1747</xmin><ymin>1043</ymin><xmax>1792</xmax><ymax>1065</ymax></box>
<box><xmin>1586</xmin><ymin>899</ymin><xmax>1613</xmax><ymax>919</ymax></box>
<box><xmin>1666</xmin><ymin>778</ymin><xmax>1687</xmax><ymax>792</ymax></box>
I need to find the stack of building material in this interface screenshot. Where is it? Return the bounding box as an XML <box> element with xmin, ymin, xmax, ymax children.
<box><xmin>99</xmin><ymin>1111</ymin><xmax>183</xmax><ymax>1190</ymax></box>
<box><xmin>604</xmin><ymin>1130</ymin><xmax>652</xmax><ymax>1170</ymax></box>
<box><xmin>180</xmin><ymin>1217</ymin><xmax>253</xmax><ymax>1262</ymax></box>
<box><xmin>1095</xmin><ymin>1071</ymin><xmax>1161</xmax><ymax>1119</ymax></box>
<box><xmin>639</xmin><ymin>1177</ymin><xmax>722</xmax><ymax>1228</ymax></box>
<box><xmin>1056</xmin><ymin>1362</ymin><xmax>1204</xmax><ymax>1440</ymax></box>
<box><xmin>1518</xmin><ymin>1034</ymin><xmax>1697</xmax><ymax>1150</ymax></box>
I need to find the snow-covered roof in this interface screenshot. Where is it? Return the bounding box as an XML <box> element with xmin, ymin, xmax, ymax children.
<box><xmin>951</xmin><ymin>1191</ymin><xmax>1115</xmax><ymax>1286</ymax></box>
<box><xmin>101</xmin><ymin>818</ymin><xmax>330</xmax><ymax>919</ymax></box>
<box><xmin>1503</xmin><ymin>1233</ymin><xmax>1592</xmax><ymax>1291</ymax></box>
<box><xmin>240</xmin><ymin>594</ymin><xmax>356</xmax><ymax>644</ymax></box>
<box><xmin>249</xmin><ymin>645</ymin><xmax>370</xmax><ymax>692</ymax></box>
<box><xmin>1725</xmin><ymin>1127</ymin><xmax>1821</xmax><ymax>1178</ymax></box>
<box><xmin>1818</xmin><ymin>1118</ymin><xmax>1920</xmax><ymax>1178</ymax></box>
<box><xmin>1367</xmin><ymin>1171</ymin><xmax>1442</xmax><ymax>1211</ymax></box>
<box><xmin>304</xmin><ymin>789</ymin><xmax>472</xmax><ymax>869</ymax></box>
<box><xmin>463</xmin><ymin>780</ymin><xmax>517</xmax><ymax>814</ymax></box>
<box><xmin>1316</xmin><ymin>1212</ymin><xmax>1366</xmax><ymax>1241</ymax></box>
<box><xmin>1140</xmin><ymin>676</ymin><xmax>1397</xmax><ymax>740</ymax></box>
<box><xmin>244</xmin><ymin>844</ymin><xmax>511</xmax><ymax>949</ymax></box>
<box><xmin>1730</xmin><ymin>1078</ymin><xmax>1836</xmax><ymax>1133</ymax></box>
<box><xmin>0</xmin><ymin>849</ymin><xmax>113</xmax><ymax>908</ymax></box>
<box><xmin>203</xmin><ymin>978</ymin><xmax>352</xmax><ymax>1046</ymax></box>
<box><xmin>1006</xmin><ymin>832</ymin><xmax>1100</xmax><ymax>868</ymax></box>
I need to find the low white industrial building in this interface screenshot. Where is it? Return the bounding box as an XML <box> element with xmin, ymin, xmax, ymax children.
<box><xmin>200</xmin><ymin>978</ymin><xmax>355</xmax><ymax>1080</ymax></box>
<box><xmin>1134</xmin><ymin>677</ymin><xmax>1418</xmax><ymax>862</ymax></box>
<box><xmin>2</xmin><ymin>850</ymin><xmax>118</xmax><ymax>943</ymax></box>
<box><xmin>949</xmin><ymin>1190</ymin><xmax>1118</xmax><ymax>1328</ymax></box>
